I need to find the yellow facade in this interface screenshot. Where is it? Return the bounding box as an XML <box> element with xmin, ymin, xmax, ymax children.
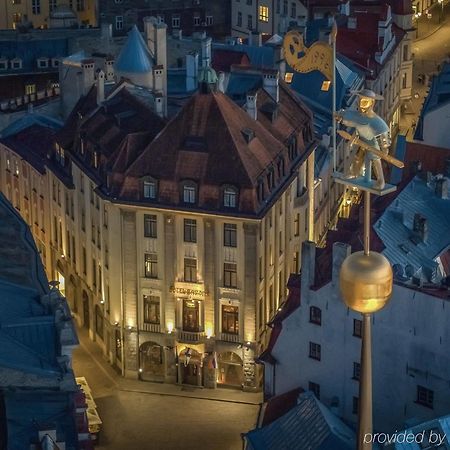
<box><xmin>0</xmin><ymin>0</ymin><xmax>97</xmax><ymax>29</ymax></box>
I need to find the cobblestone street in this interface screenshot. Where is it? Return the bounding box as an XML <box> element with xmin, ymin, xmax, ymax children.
<box><xmin>72</xmin><ymin>328</ymin><xmax>261</xmax><ymax>450</ymax></box>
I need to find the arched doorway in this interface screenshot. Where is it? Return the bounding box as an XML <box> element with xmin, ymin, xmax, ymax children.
<box><xmin>217</xmin><ymin>352</ymin><xmax>244</xmax><ymax>388</ymax></box>
<box><xmin>140</xmin><ymin>342</ymin><xmax>165</xmax><ymax>382</ymax></box>
<box><xmin>179</xmin><ymin>348</ymin><xmax>203</xmax><ymax>386</ymax></box>
<box><xmin>82</xmin><ymin>291</ymin><xmax>90</xmax><ymax>329</ymax></box>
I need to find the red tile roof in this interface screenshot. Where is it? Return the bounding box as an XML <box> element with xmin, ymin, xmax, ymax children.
<box><xmin>118</xmin><ymin>88</ymin><xmax>313</xmax><ymax>215</ymax></box>
<box><xmin>212</xmin><ymin>49</ymin><xmax>251</xmax><ymax>73</ymax></box>
<box><xmin>261</xmin><ymin>387</ymin><xmax>304</xmax><ymax>426</ymax></box>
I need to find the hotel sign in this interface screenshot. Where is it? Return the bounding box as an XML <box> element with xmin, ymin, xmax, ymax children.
<box><xmin>169</xmin><ymin>286</ymin><xmax>209</xmax><ymax>297</ymax></box>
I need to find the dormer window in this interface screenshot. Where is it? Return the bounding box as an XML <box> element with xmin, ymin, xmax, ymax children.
<box><xmin>143</xmin><ymin>177</ymin><xmax>157</xmax><ymax>199</ymax></box>
<box><xmin>223</xmin><ymin>186</ymin><xmax>238</xmax><ymax>208</ymax></box>
<box><xmin>257</xmin><ymin>180</ymin><xmax>265</xmax><ymax>202</ymax></box>
<box><xmin>11</xmin><ymin>58</ymin><xmax>22</xmax><ymax>70</ymax></box>
<box><xmin>52</xmin><ymin>58</ymin><xmax>60</xmax><ymax>68</ymax></box>
<box><xmin>0</xmin><ymin>59</ymin><xmax>7</xmax><ymax>71</ymax></box>
<box><xmin>93</xmin><ymin>151</ymin><xmax>99</xmax><ymax>169</ymax></box>
<box><xmin>182</xmin><ymin>181</ymin><xmax>197</xmax><ymax>204</ymax></box>
<box><xmin>267</xmin><ymin>168</ymin><xmax>275</xmax><ymax>191</ymax></box>
<box><xmin>288</xmin><ymin>135</ymin><xmax>298</xmax><ymax>160</ymax></box>
<box><xmin>277</xmin><ymin>157</ymin><xmax>285</xmax><ymax>178</ymax></box>
<box><xmin>37</xmin><ymin>58</ymin><xmax>49</xmax><ymax>69</ymax></box>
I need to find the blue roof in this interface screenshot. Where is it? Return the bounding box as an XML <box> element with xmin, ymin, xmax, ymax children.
<box><xmin>0</xmin><ymin>111</ymin><xmax>63</xmax><ymax>138</ymax></box>
<box><xmin>414</xmin><ymin>62</ymin><xmax>450</xmax><ymax>140</ymax></box>
<box><xmin>245</xmin><ymin>392</ymin><xmax>355</xmax><ymax>450</ymax></box>
<box><xmin>0</xmin><ymin>38</ymin><xmax>67</xmax><ymax>74</ymax></box>
<box><xmin>226</xmin><ymin>72</ymin><xmax>262</xmax><ymax>103</ymax></box>
<box><xmin>374</xmin><ymin>175</ymin><xmax>450</xmax><ymax>279</ymax></box>
<box><xmin>5</xmin><ymin>391</ymin><xmax>78</xmax><ymax>450</ymax></box>
<box><xmin>115</xmin><ymin>25</ymin><xmax>154</xmax><ymax>74</ymax></box>
<box><xmin>395</xmin><ymin>414</ymin><xmax>450</xmax><ymax>449</ymax></box>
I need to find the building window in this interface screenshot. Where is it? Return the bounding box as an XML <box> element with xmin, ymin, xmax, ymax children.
<box><xmin>82</xmin><ymin>247</ymin><xmax>87</xmax><ymax>275</ymax></box>
<box><xmin>321</xmin><ymin>80</ymin><xmax>331</xmax><ymax>91</ymax></box>
<box><xmin>92</xmin><ymin>259</ymin><xmax>97</xmax><ymax>287</ymax></box>
<box><xmin>246</xmin><ymin>0</ymin><xmax>252</xmax><ymax>5</ymax></box>
<box><xmin>206</xmin><ymin>15</ymin><xmax>213</xmax><ymax>26</ymax></box>
<box><xmin>237</xmin><ymin>11</ymin><xmax>242</xmax><ymax>27</ymax></box>
<box><xmin>293</xmin><ymin>251</ymin><xmax>299</xmax><ymax>273</ymax></box>
<box><xmin>184</xmin><ymin>219</ymin><xmax>197</xmax><ymax>243</ymax></box>
<box><xmin>417</xmin><ymin>386</ymin><xmax>434</xmax><ymax>409</ymax></box>
<box><xmin>144</xmin><ymin>253</ymin><xmax>158</xmax><ymax>278</ymax></box>
<box><xmin>224</xmin><ymin>263</ymin><xmax>237</xmax><ymax>288</ymax></box>
<box><xmin>353</xmin><ymin>362</ymin><xmax>361</xmax><ymax>381</ymax></box>
<box><xmin>37</xmin><ymin>59</ymin><xmax>48</xmax><ymax>69</ymax></box>
<box><xmin>247</xmin><ymin>14</ymin><xmax>253</xmax><ymax>30</ymax></box>
<box><xmin>183</xmin><ymin>300</ymin><xmax>200</xmax><ymax>332</ymax></box>
<box><xmin>144</xmin><ymin>214</ymin><xmax>157</xmax><ymax>238</ymax></box>
<box><xmin>0</xmin><ymin>60</ymin><xmax>7</xmax><ymax>71</ymax></box>
<box><xmin>402</xmin><ymin>73</ymin><xmax>407</xmax><ymax>89</ymax></box>
<box><xmin>259</xmin><ymin>5</ymin><xmax>269</xmax><ymax>22</ymax></box>
<box><xmin>224</xmin><ymin>186</ymin><xmax>237</xmax><ymax>208</ymax></box>
<box><xmin>222</xmin><ymin>305</ymin><xmax>239</xmax><ymax>334</ymax></box>
<box><xmin>194</xmin><ymin>15</ymin><xmax>200</xmax><ymax>26</ymax></box>
<box><xmin>183</xmin><ymin>182</ymin><xmax>196</xmax><ymax>204</ymax></box>
<box><xmin>115</xmin><ymin>16</ymin><xmax>123</xmax><ymax>30</ymax></box>
<box><xmin>25</xmin><ymin>84</ymin><xmax>36</xmax><ymax>95</ymax></box>
<box><xmin>172</xmin><ymin>14</ymin><xmax>180</xmax><ymax>28</ymax></box>
<box><xmin>11</xmin><ymin>59</ymin><xmax>22</xmax><ymax>69</ymax></box>
<box><xmin>352</xmin><ymin>396</ymin><xmax>359</xmax><ymax>414</ymax></box>
<box><xmin>142</xmin><ymin>179</ymin><xmax>156</xmax><ymax>199</ymax></box>
<box><xmin>283</xmin><ymin>0</ymin><xmax>288</xmax><ymax>15</ymax></box>
<box><xmin>353</xmin><ymin>319</ymin><xmax>362</xmax><ymax>338</ymax></box>
<box><xmin>32</xmin><ymin>0</ymin><xmax>40</xmax><ymax>14</ymax></box>
<box><xmin>267</xmin><ymin>168</ymin><xmax>275</xmax><ymax>190</ymax></box>
<box><xmin>309</xmin><ymin>342</ymin><xmax>321</xmax><ymax>360</ymax></box>
<box><xmin>76</xmin><ymin>0</ymin><xmax>84</xmax><ymax>11</ymax></box>
<box><xmin>294</xmin><ymin>213</ymin><xmax>300</xmax><ymax>236</ymax></box>
<box><xmin>184</xmin><ymin>258</ymin><xmax>197</xmax><ymax>283</ymax></box>
<box><xmin>143</xmin><ymin>295</ymin><xmax>160</xmax><ymax>324</ymax></box>
<box><xmin>224</xmin><ymin>223</ymin><xmax>237</xmax><ymax>247</ymax></box>
<box><xmin>276</xmin><ymin>0</ymin><xmax>280</xmax><ymax>13</ymax></box>
<box><xmin>309</xmin><ymin>382</ymin><xmax>320</xmax><ymax>399</ymax></box>
<box><xmin>284</xmin><ymin>72</ymin><xmax>293</xmax><ymax>83</ymax></box>
<box><xmin>291</xmin><ymin>2</ymin><xmax>296</xmax><ymax>18</ymax></box>
<box><xmin>309</xmin><ymin>306</ymin><xmax>321</xmax><ymax>325</ymax></box>
<box><xmin>95</xmin><ymin>305</ymin><xmax>104</xmax><ymax>338</ymax></box>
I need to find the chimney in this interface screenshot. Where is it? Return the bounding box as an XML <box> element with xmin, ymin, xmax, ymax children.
<box><xmin>339</xmin><ymin>1</ymin><xmax>350</xmax><ymax>16</ymax></box>
<box><xmin>245</xmin><ymin>91</ymin><xmax>258</xmax><ymax>120</ymax></box>
<box><xmin>252</xmin><ymin>31</ymin><xmax>262</xmax><ymax>47</ymax></box>
<box><xmin>247</xmin><ymin>29</ymin><xmax>253</xmax><ymax>46</ymax></box>
<box><xmin>201</xmin><ymin>37</ymin><xmax>212</xmax><ymax>68</ymax></box>
<box><xmin>81</xmin><ymin>59</ymin><xmax>95</xmax><ymax>95</ymax></box>
<box><xmin>97</xmin><ymin>70</ymin><xmax>105</xmax><ymax>105</ymax></box>
<box><xmin>300</xmin><ymin>241</ymin><xmax>316</xmax><ymax>300</ymax></box>
<box><xmin>435</xmin><ymin>177</ymin><xmax>449</xmax><ymax>199</ymax></box>
<box><xmin>348</xmin><ymin>16</ymin><xmax>357</xmax><ymax>29</ymax></box>
<box><xmin>217</xmin><ymin>71</ymin><xmax>226</xmax><ymax>93</ymax></box>
<box><xmin>101</xmin><ymin>23</ymin><xmax>112</xmax><ymax>40</ymax></box>
<box><xmin>332</xmin><ymin>242</ymin><xmax>351</xmax><ymax>286</ymax></box>
<box><xmin>413</xmin><ymin>213</ymin><xmax>428</xmax><ymax>242</ymax></box>
<box><xmin>263</xmin><ymin>71</ymin><xmax>279</xmax><ymax>103</ymax></box>
<box><xmin>154</xmin><ymin>94</ymin><xmax>164</xmax><ymax>118</ymax></box>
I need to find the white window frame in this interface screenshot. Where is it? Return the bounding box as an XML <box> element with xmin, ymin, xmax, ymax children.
<box><xmin>115</xmin><ymin>15</ymin><xmax>123</xmax><ymax>30</ymax></box>
<box><xmin>206</xmin><ymin>15</ymin><xmax>213</xmax><ymax>25</ymax></box>
<box><xmin>172</xmin><ymin>14</ymin><xmax>180</xmax><ymax>28</ymax></box>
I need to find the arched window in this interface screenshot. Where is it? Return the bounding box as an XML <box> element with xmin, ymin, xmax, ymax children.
<box><xmin>182</xmin><ymin>180</ymin><xmax>197</xmax><ymax>204</ymax></box>
<box><xmin>223</xmin><ymin>186</ymin><xmax>238</xmax><ymax>208</ymax></box>
<box><xmin>142</xmin><ymin>176</ymin><xmax>157</xmax><ymax>199</ymax></box>
<box><xmin>309</xmin><ymin>306</ymin><xmax>321</xmax><ymax>325</ymax></box>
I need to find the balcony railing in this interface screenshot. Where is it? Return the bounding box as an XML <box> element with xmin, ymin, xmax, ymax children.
<box><xmin>218</xmin><ymin>332</ymin><xmax>240</xmax><ymax>343</ymax></box>
<box><xmin>141</xmin><ymin>323</ymin><xmax>161</xmax><ymax>333</ymax></box>
<box><xmin>176</xmin><ymin>329</ymin><xmax>205</xmax><ymax>343</ymax></box>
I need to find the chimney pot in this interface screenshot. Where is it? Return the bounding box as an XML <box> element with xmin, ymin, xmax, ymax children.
<box><xmin>413</xmin><ymin>213</ymin><xmax>428</xmax><ymax>242</ymax></box>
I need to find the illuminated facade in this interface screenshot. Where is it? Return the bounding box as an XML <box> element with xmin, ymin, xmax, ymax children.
<box><xmin>0</xmin><ymin>66</ymin><xmax>321</xmax><ymax>389</ymax></box>
<box><xmin>0</xmin><ymin>0</ymin><xmax>97</xmax><ymax>29</ymax></box>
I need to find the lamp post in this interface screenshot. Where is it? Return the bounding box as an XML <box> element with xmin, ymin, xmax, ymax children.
<box><xmin>339</xmin><ymin>191</ymin><xmax>393</xmax><ymax>450</ymax></box>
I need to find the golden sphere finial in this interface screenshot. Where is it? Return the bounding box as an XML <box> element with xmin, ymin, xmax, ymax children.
<box><xmin>339</xmin><ymin>251</ymin><xmax>393</xmax><ymax>314</ymax></box>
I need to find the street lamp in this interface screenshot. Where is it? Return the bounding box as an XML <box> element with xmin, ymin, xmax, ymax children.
<box><xmin>339</xmin><ymin>192</ymin><xmax>393</xmax><ymax>450</ymax></box>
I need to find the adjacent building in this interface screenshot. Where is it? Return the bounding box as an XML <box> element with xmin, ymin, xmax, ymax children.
<box><xmin>258</xmin><ymin>168</ymin><xmax>450</xmax><ymax>432</ymax></box>
<box><xmin>0</xmin><ymin>0</ymin><xmax>97</xmax><ymax>29</ymax></box>
<box><xmin>0</xmin><ymin>192</ymin><xmax>89</xmax><ymax>449</ymax></box>
<box><xmin>231</xmin><ymin>0</ymin><xmax>308</xmax><ymax>38</ymax></box>
<box><xmin>98</xmin><ymin>0</ymin><xmax>231</xmax><ymax>38</ymax></box>
<box><xmin>414</xmin><ymin>62</ymin><xmax>450</xmax><ymax>150</ymax></box>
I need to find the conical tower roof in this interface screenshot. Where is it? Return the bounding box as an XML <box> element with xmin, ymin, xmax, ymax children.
<box><xmin>115</xmin><ymin>26</ymin><xmax>154</xmax><ymax>74</ymax></box>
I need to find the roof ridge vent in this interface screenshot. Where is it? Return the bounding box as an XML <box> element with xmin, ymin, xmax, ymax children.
<box><xmin>242</xmin><ymin>128</ymin><xmax>255</xmax><ymax>143</ymax></box>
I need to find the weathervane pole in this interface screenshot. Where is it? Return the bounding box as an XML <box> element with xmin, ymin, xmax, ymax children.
<box><xmin>332</xmin><ymin>19</ymin><xmax>337</xmax><ymax>173</ymax></box>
